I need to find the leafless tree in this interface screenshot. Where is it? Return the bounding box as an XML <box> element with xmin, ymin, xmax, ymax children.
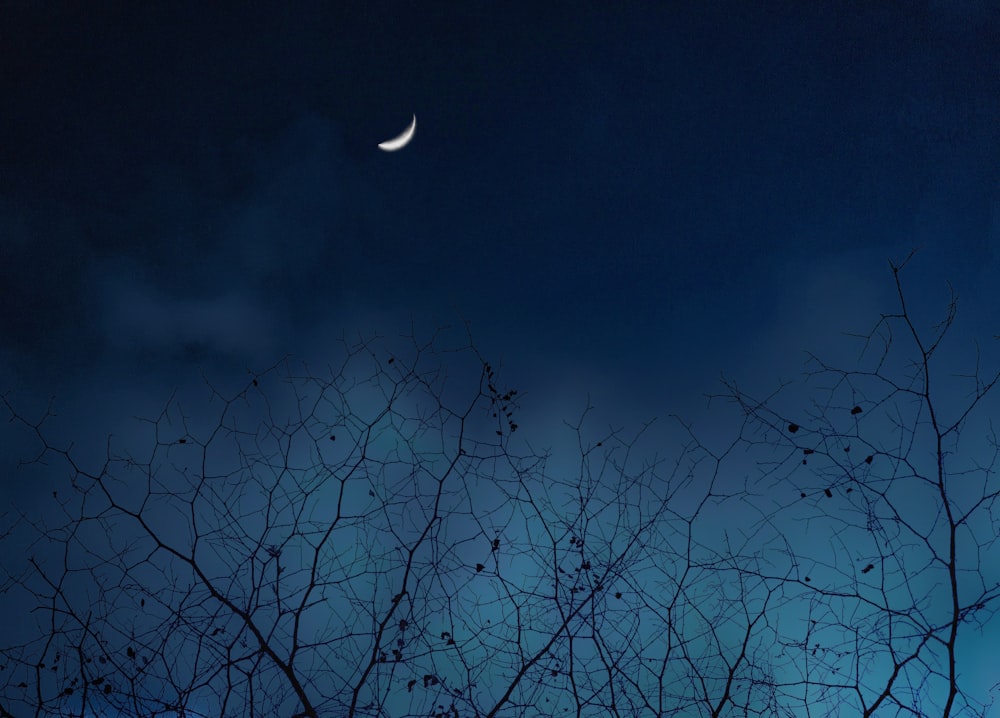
<box><xmin>0</xmin><ymin>328</ymin><xmax>762</xmax><ymax>718</ymax></box>
<box><xmin>711</xmin><ymin>251</ymin><xmax>1000</xmax><ymax>716</ymax></box>
<box><xmin>1</xmin><ymin>255</ymin><xmax>997</xmax><ymax>717</ymax></box>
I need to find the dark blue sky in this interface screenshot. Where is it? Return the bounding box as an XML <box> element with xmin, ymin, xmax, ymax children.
<box><xmin>1</xmin><ymin>3</ymin><xmax>999</xmax><ymax>712</ymax></box>
<box><xmin>3</xmin><ymin>2</ymin><xmax>997</xmax><ymax>409</ymax></box>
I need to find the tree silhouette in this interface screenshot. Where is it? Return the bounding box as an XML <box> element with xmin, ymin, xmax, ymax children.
<box><xmin>711</xmin><ymin>252</ymin><xmax>1000</xmax><ymax>716</ymax></box>
<box><xmin>1</xmin><ymin>256</ymin><xmax>997</xmax><ymax>717</ymax></box>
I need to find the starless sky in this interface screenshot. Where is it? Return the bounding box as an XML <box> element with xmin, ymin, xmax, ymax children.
<box><xmin>1</xmin><ymin>3</ymin><xmax>999</xmax><ymax>525</ymax></box>
<box><xmin>2</xmin><ymin>2</ymin><xmax>1000</xmax><ymax>711</ymax></box>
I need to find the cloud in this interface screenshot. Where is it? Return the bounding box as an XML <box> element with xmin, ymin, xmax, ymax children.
<box><xmin>100</xmin><ymin>271</ymin><xmax>280</xmax><ymax>363</ymax></box>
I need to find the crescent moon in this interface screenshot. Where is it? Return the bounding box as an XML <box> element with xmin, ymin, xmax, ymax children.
<box><xmin>378</xmin><ymin>115</ymin><xmax>416</xmax><ymax>152</ymax></box>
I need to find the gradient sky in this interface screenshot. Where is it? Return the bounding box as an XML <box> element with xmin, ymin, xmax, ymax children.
<box><xmin>2</xmin><ymin>2</ymin><xmax>999</xmax><ymax>715</ymax></box>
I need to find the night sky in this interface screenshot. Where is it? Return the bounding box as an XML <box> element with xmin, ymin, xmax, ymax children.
<box><xmin>2</xmin><ymin>2</ymin><xmax>999</xmax><ymax>716</ymax></box>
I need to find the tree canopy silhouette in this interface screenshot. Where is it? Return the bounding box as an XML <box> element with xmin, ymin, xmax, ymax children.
<box><xmin>1</xmin><ymin>256</ymin><xmax>997</xmax><ymax>717</ymax></box>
